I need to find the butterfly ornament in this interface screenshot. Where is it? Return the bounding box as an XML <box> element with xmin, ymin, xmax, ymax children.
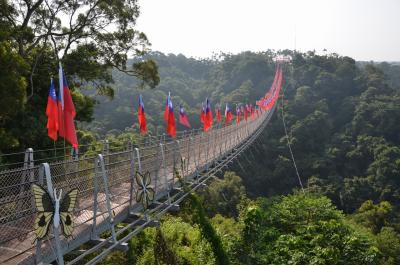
<box><xmin>135</xmin><ymin>171</ymin><xmax>155</xmax><ymax>210</ymax></box>
<box><xmin>32</xmin><ymin>184</ymin><xmax>78</xmax><ymax>240</ymax></box>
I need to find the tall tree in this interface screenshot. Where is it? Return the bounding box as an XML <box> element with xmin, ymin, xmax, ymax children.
<box><xmin>0</xmin><ymin>0</ymin><xmax>159</xmax><ymax>153</ymax></box>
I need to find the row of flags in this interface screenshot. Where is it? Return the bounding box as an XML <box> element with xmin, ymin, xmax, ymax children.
<box><xmin>46</xmin><ymin>64</ymin><xmax>78</xmax><ymax>149</ymax></box>
<box><xmin>256</xmin><ymin>64</ymin><xmax>283</xmax><ymax>110</ymax></box>
<box><xmin>136</xmin><ymin>94</ymin><xmax>262</xmax><ymax>138</ymax></box>
<box><xmin>46</xmin><ymin>63</ymin><xmax>284</xmax><ymax>146</ymax></box>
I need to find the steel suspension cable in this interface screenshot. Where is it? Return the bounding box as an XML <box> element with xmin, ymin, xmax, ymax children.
<box><xmin>279</xmin><ymin>63</ymin><xmax>305</xmax><ymax>193</ymax></box>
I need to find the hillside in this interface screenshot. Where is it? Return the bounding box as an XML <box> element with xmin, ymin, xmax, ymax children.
<box><xmin>89</xmin><ymin>51</ymin><xmax>400</xmax><ymax>214</ymax></box>
<box><xmin>86</xmin><ymin>51</ymin><xmax>275</xmax><ymax>135</ymax></box>
<box><xmin>80</xmin><ymin>51</ymin><xmax>400</xmax><ymax>264</ymax></box>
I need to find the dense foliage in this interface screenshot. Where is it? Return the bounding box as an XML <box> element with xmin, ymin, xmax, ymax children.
<box><xmin>0</xmin><ymin>0</ymin><xmax>159</xmax><ymax>155</ymax></box>
<box><xmin>79</xmin><ymin>172</ymin><xmax>397</xmax><ymax>265</ymax></box>
<box><xmin>244</xmin><ymin>54</ymin><xmax>399</xmax><ymax>213</ymax></box>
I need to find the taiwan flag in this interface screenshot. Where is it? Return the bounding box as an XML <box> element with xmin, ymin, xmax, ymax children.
<box><xmin>46</xmin><ymin>78</ymin><xmax>59</xmax><ymax>141</ymax></box>
<box><xmin>138</xmin><ymin>95</ymin><xmax>147</xmax><ymax>134</ymax></box>
<box><xmin>58</xmin><ymin>64</ymin><xmax>78</xmax><ymax>149</ymax></box>
<box><xmin>179</xmin><ymin>105</ymin><xmax>191</xmax><ymax>128</ymax></box>
<box><xmin>164</xmin><ymin>92</ymin><xmax>171</xmax><ymax>122</ymax></box>
<box><xmin>165</xmin><ymin>94</ymin><xmax>176</xmax><ymax>137</ymax></box>
<box><xmin>204</xmin><ymin>98</ymin><xmax>213</xmax><ymax>132</ymax></box>
<box><xmin>216</xmin><ymin>106</ymin><xmax>221</xmax><ymax>124</ymax></box>
<box><xmin>224</xmin><ymin>104</ymin><xmax>232</xmax><ymax>126</ymax></box>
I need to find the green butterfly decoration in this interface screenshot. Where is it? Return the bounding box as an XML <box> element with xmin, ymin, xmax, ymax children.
<box><xmin>135</xmin><ymin>171</ymin><xmax>155</xmax><ymax>209</ymax></box>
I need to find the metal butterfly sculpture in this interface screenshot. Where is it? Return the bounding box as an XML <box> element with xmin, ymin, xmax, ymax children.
<box><xmin>135</xmin><ymin>171</ymin><xmax>155</xmax><ymax>209</ymax></box>
<box><xmin>31</xmin><ymin>184</ymin><xmax>78</xmax><ymax>240</ymax></box>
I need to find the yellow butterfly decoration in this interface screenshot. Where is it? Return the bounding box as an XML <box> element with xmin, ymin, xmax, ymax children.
<box><xmin>31</xmin><ymin>184</ymin><xmax>78</xmax><ymax>240</ymax></box>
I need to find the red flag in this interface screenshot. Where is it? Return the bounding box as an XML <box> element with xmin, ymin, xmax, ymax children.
<box><xmin>179</xmin><ymin>105</ymin><xmax>191</xmax><ymax>128</ymax></box>
<box><xmin>138</xmin><ymin>95</ymin><xmax>147</xmax><ymax>134</ymax></box>
<box><xmin>224</xmin><ymin>104</ymin><xmax>232</xmax><ymax>125</ymax></box>
<box><xmin>204</xmin><ymin>98</ymin><xmax>213</xmax><ymax>132</ymax></box>
<box><xmin>164</xmin><ymin>92</ymin><xmax>170</xmax><ymax>122</ymax></box>
<box><xmin>46</xmin><ymin>79</ymin><xmax>58</xmax><ymax>141</ymax></box>
<box><xmin>216</xmin><ymin>106</ymin><xmax>221</xmax><ymax>124</ymax></box>
<box><xmin>250</xmin><ymin>104</ymin><xmax>255</xmax><ymax>120</ymax></box>
<box><xmin>166</xmin><ymin>95</ymin><xmax>176</xmax><ymax>137</ymax></box>
<box><xmin>58</xmin><ymin>66</ymin><xmax>78</xmax><ymax>149</ymax></box>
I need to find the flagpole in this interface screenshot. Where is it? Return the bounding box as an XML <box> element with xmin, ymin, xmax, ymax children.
<box><xmin>53</xmin><ymin>141</ymin><xmax>57</xmax><ymax>160</ymax></box>
<box><xmin>59</xmin><ymin>62</ymin><xmax>67</xmax><ymax>161</ymax></box>
<box><xmin>49</xmin><ymin>76</ymin><xmax>58</xmax><ymax>161</ymax></box>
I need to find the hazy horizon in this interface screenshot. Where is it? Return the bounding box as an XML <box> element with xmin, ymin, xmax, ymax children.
<box><xmin>137</xmin><ymin>0</ymin><xmax>400</xmax><ymax>62</ymax></box>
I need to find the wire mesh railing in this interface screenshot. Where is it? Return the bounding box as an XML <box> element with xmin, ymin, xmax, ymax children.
<box><xmin>0</xmin><ymin>109</ymin><xmax>271</xmax><ymax>265</ymax></box>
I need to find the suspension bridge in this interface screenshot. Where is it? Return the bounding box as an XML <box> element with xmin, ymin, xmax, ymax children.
<box><xmin>0</xmin><ymin>58</ymin><xmax>289</xmax><ymax>265</ymax></box>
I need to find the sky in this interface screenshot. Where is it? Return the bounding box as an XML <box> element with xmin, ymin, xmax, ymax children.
<box><xmin>137</xmin><ymin>0</ymin><xmax>400</xmax><ymax>62</ymax></box>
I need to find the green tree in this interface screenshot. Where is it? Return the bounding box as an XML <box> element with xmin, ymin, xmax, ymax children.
<box><xmin>0</xmin><ymin>0</ymin><xmax>159</xmax><ymax>154</ymax></box>
<box><xmin>353</xmin><ymin>200</ymin><xmax>393</xmax><ymax>234</ymax></box>
<box><xmin>200</xmin><ymin>171</ymin><xmax>246</xmax><ymax>217</ymax></box>
<box><xmin>376</xmin><ymin>227</ymin><xmax>400</xmax><ymax>264</ymax></box>
<box><xmin>130</xmin><ymin>217</ymin><xmax>216</xmax><ymax>265</ymax></box>
<box><xmin>0</xmin><ymin>42</ymin><xmax>27</xmax><ymax>149</ymax></box>
<box><xmin>238</xmin><ymin>193</ymin><xmax>379</xmax><ymax>265</ymax></box>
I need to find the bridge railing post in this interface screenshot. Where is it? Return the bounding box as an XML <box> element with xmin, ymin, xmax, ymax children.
<box><xmin>98</xmin><ymin>154</ymin><xmax>117</xmax><ymax>242</ymax></box>
<box><xmin>223</xmin><ymin>126</ymin><xmax>227</xmax><ymax>156</ymax></box>
<box><xmin>173</xmin><ymin>140</ymin><xmax>180</xmax><ymax>188</ymax></box>
<box><xmin>128</xmin><ymin>140</ymin><xmax>136</xmax><ymax>212</ymax></box>
<box><xmin>212</xmin><ymin>128</ymin><xmax>216</xmax><ymax>164</ymax></box>
<box><xmin>161</xmin><ymin>133</ymin><xmax>166</xmax><ymax>145</ymax></box>
<box><xmin>160</xmin><ymin>143</ymin><xmax>167</xmax><ymax>193</ymax></box>
<box><xmin>35</xmin><ymin>161</ymin><xmax>44</xmax><ymax>265</ymax></box>
<box><xmin>218</xmin><ymin>126</ymin><xmax>222</xmax><ymax>157</ymax></box>
<box><xmin>185</xmin><ymin>133</ymin><xmax>192</xmax><ymax>179</ymax></box>
<box><xmin>221</xmin><ymin>126</ymin><xmax>228</xmax><ymax>155</ymax></box>
<box><xmin>235</xmin><ymin>125</ymin><xmax>238</xmax><ymax>148</ymax></box>
<box><xmin>241</xmin><ymin>123</ymin><xmax>243</xmax><ymax>141</ymax></box>
<box><xmin>205</xmin><ymin>132</ymin><xmax>210</xmax><ymax>169</ymax></box>
<box><xmin>214</xmin><ymin>128</ymin><xmax>219</xmax><ymax>163</ymax></box>
<box><xmin>103</xmin><ymin>140</ymin><xmax>110</xmax><ymax>165</ymax></box>
<box><xmin>20</xmin><ymin>148</ymin><xmax>34</xmax><ymax>209</ymax></box>
<box><xmin>135</xmin><ymin>147</ymin><xmax>142</xmax><ymax>173</ymax></box>
<box><xmin>91</xmin><ymin>157</ymin><xmax>99</xmax><ymax>239</ymax></box>
<box><xmin>197</xmin><ymin>133</ymin><xmax>202</xmax><ymax>177</ymax></box>
<box><xmin>152</xmin><ymin>143</ymin><xmax>161</xmax><ymax>196</ymax></box>
<box><xmin>92</xmin><ymin>154</ymin><xmax>117</xmax><ymax>243</ymax></box>
<box><xmin>188</xmin><ymin>135</ymin><xmax>194</xmax><ymax>180</ymax></box>
<box><xmin>36</xmin><ymin>163</ymin><xmax>65</xmax><ymax>265</ymax></box>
